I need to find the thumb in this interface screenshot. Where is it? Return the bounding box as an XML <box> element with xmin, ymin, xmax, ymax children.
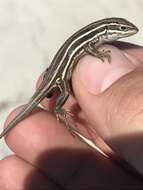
<box><xmin>72</xmin><ymin>44</ymin><xmax>143</xmax><ymax>174</ymax></box>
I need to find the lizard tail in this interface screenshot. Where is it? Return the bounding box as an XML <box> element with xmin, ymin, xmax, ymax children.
<box><xmin>0</xmin><ymin>99</ymin><xmax>38</xmax><ymax>138</ymax></box>
<box><xmin>0</xmin><ymin>83</ymin><xmax>52</xmax><ymax>139</ymax></box>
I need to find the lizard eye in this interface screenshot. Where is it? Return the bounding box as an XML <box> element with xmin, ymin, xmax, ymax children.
<box><xmin>120</xmin><ymin>26</ymin><xmax>127</xmax><ymax>31</ymax></box>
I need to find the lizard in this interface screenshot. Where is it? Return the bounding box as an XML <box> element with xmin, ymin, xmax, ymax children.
<box><xmin>0</xmin><ymin>17</ymin><xmax>138</xmax><ymax>139</ymax></box>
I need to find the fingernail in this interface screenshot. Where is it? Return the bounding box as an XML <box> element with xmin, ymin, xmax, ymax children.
<box><xmin>76</xmin><ymin>46</ymin><xmax>137</xmax><ymax>95</ymax></box>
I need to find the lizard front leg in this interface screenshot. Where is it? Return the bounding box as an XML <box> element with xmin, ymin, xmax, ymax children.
<box><xmin>84</xmin><ymin>39</ymin><xmax>111</xmax><ymax>62</ymax></box>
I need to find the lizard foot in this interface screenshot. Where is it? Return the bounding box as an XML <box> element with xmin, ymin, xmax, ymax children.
<box><xmin>95</xmin><ymin>49</ymin><xmax>111</xmax><ymax>62</ymax></box>
<box><xmin>55</xmin><ymin>108</ymin><xmax>77</xmax><ymax>136</ymax></box>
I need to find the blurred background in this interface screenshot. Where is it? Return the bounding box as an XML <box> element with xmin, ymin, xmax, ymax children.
<box><xmin>0</xmin><ymin>0</ymin><xmax>143</xmax><ymax>158</ymax></box>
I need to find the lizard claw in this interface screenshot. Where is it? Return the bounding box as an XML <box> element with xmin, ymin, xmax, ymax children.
<box><xmin>55</xmin><ymin>109</ymin><xmax>77</xmax><ymax>136</ymax></box>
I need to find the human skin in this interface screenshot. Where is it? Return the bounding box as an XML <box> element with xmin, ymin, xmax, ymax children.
<box><xmin>1</xmin><ymin>43</ymin><xmax>143</xmax><ymax>189</ymax></box>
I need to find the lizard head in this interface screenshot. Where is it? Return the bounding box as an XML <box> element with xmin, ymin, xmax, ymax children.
<box><xmin>104</xmin><ymin>17</ymin><xmax>138</xmax><ymax>41</ymax></box>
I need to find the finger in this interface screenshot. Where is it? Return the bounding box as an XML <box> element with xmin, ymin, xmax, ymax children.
<box><xmin>72</xmin><ymin>44</ymin><xmax>143</xmax><ymax>175</ymax></box>
<box><xmin>112</xmin><ymin>41</ymin><xmax>143</xmax><ymax>62</ymax></box>
<box><xmin>36</xmin><ymin>42</ymin><xmax>143</xmax><ymax>111</ymax></box>
<box><xmin>35</xmin><ymin>42</ymin><xmax>143</xmax><ymax>155</ymax></box>
<box><xmin>0</xmin><ymin>155</ymin><xmax>57</xmax><ymax>190</ymax></box>
<box><xmin>1</xmin><ymin>155</ymin><xmax>143</xmax><ymax>189</ymax></box>
<box><xmin>36</xmin><ymin>75</ymin><xmax>113</xmax><ymax>155</ymax></box>
<box><xmin>4</xmin><ymin>106</ymin><xmax>97</xmax><ymax>186</ymax></box>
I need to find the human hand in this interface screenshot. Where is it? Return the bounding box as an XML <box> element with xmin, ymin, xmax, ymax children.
<box><xmin>1</xmin><ymin>43</ymin><xmax>143</xmax><ymax>189</ymax></box>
